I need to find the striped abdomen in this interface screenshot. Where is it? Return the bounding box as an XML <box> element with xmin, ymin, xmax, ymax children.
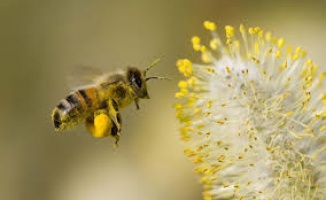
<box><xmin>52</xmin><ymin>88</ymin><xmax>98</xmax><ymax>131</ymax></box>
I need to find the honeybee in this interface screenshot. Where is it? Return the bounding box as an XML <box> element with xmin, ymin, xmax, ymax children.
<box><xmin>51</xmin><ymin>59</ymin><xmax>165</xmax><ymax>146</ymax></box>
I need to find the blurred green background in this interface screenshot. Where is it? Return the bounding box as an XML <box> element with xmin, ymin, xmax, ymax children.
<box><xmin>0</xmin><ymin>0</ymin><xmax>325</xmax><ymax>200</ymax></box>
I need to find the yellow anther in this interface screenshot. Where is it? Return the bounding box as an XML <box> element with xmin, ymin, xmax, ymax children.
<box><xmin>207</xmin><ymin>100</ymin><xmax>212</xmax><ymax>108</ymax></box>
<box><xmin>248</xmin><ymin>27</ymin><xmax>255</xmax><ymax>35</ymax></box>
<box><xmin>225</xmin><ymin>25</ymin><xmax>235</xmax><ymax>38</ymax></box>
<box><xmin>280</xmin><ymin>61</ymin><xmax>287</xmax><ymax>70</ymax></box>
<box><xmin>173</xmin><ymin>103</ymin><xmax>182</xmax><ymax>110</ymax></box>
<box><xmin>178</xmin><ymin>80</ymin><xmax>188</xmax><ymax>89</ymax></box>
<box><xmin>191</xmin><ymin>36</ymin><xmax>201</xmax><ymax>51</ymax></box>
<box><xmin>265</xmin><ymin>32</ymin><xmax>272</xmax><ymax>41</ymax></box>
<box><xmin>239</xmin><ymin>24</ymin><xmax>246</xmax><ymax>33</ymax></box>
<box><xmin>184</xmin><ymin>148</ymin><xmax>196</xmax><ymax>157</ymax></box>
<box><xmin>275</xmin><ymin>50</ymin><xmax>281</xmax><ymax>58</ymax></box>
<box><xmin>191</xmin><ymin>36</ymin><xmax>201</xmax><ymax>44</ymax></box>
<box><xmin>319</xmin><ymin>71</ymin><xmax>326</xmax><ymax>81</ymax></box>
<box><xmin>202</xmin><ymin>52</ymin><xmax>212</xmax><ymax>63</ymax></box>
<box><xmin>321</xmin><ymin>93</ymin><xmax>326</xmax><ymax>105</ymax></box>
<box><xmin>175</xmin><ymin>89</ymin><xmax>188</xmax><ymax>98</ymax></box>
<box><xmin>301</xmin><ymin>50</ymin><xmax>307</xmax><ymax>58</ymax></box>
<box><xmin>295</xmin><ymin>47</ymin><xmax>302</xmax><ymax>53</ymax></box>
<box><xmin>187</xmin><ymin>76</ymin><xmax>198</xmax><ymax>86</ymax></box>
<box><xmin>176</xmin><ymin>59</ymin><xmax>193</xmax><ymax>77</ymax></box>
<box><xmin>225</xmin><ymin>66</ymin><xmax>231</xmax><ymax>74</ymax></box>
<box><xmin>210</xmin><ymin>38</ymin><xmax>219</xmax><ymax>50</ymax></box>
<box><xmin>254</xmin><ymin>26</ymin><xmax>263</xmax><ymax>36</ymax></box>
<box><xmin>203</xmin><ymin>21</ymin><xmax>217</xmax><ymax>31</ymax></box>
<box><xmin>277</xmin><ymin>38</ymin><xmax>285</xmax><ymax>48</ymax></box>
<box><xmin>200</xmin><ymin>45</ymin><xmax>207</xmax><ymax>53</ymax></box>
<box><xmin>292</xmin><ymin>54</ymin><xmax>299</xmax><ymax>60</ymax></box>
<box><xmin>233</xmin><ymin>40</ymin><xmax>240</xmax><ymax>49</ymax></box>
<box><xmin>306</xmin><ymin>59</ymin><xmax>313</xmax><ymax>65</ymax></box>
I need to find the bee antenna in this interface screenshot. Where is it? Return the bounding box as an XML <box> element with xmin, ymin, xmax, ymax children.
<box><xmin>146</xmin><ymin>76</ymin><xmax>171</xmax><ymax>81</ymax></box>
<box><xmin>144</xmin><ymin>57</ymin><xmax>162</xmax><ymax>76</ymax></box>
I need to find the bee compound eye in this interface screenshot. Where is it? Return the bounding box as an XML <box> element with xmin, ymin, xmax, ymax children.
<box><xmin>132</xmin><ymin>76</ymin><xmax>142</xmax><ymax>88</ymax></box>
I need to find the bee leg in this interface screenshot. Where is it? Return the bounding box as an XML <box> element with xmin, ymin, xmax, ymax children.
<box><xmin>107</xmin><ymin>99</ymin><xmax>122</xmax><ymax>146</ymax></box>
<box><xmin>134</xmin><ymin>98</ymin><xmax>140</xmax><ymax>110</ymax></box>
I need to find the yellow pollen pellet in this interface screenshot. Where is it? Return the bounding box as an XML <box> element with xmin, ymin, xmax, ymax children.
<box><xmin>203</xmin><ymin>21</ymin><xmax>217</xmax><ymax>31</ymax></box>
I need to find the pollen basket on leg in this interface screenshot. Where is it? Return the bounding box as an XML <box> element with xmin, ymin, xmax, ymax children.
<box><xmin>176</xmin><ymin>22</ymin><xmax>326</xmax><ymax>200</ymax></box>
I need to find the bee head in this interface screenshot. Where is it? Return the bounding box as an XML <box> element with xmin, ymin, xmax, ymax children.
<box><xmin>127</xmin><ymin>67</ymin><xmax>150</xmax><ymax>99</ymax></box>
<box><xmin>127</xmin><ymin>58</ymin><xmax>167</xmax><ymax>99</ymax></box>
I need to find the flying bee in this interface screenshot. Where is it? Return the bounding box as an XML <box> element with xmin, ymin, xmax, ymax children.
<box><xmin>51</xmin><ymin>59</ymin><xmax>166</xmax><ymax>145</ymax></box>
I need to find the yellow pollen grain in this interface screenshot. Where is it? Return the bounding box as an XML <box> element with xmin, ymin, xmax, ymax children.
<box><xmin>203</xmin><ymin>21</ymin><xmax>217</xmax><ymax>31</ymax></box>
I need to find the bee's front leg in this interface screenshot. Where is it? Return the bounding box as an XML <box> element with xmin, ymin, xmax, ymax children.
<box><xmin>134</xmin><ymin>98</ymin><xmax>140</xmax><ymax>110</ymax></box>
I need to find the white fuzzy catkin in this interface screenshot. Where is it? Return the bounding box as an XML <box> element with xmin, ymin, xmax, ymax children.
<box><xmin>175</xmin><ymin>21</ymin><xmax>326</xmax><ymax>200</ymax></box>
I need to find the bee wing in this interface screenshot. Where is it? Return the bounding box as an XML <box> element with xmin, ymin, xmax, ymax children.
<box><xmin>67</xmin><ymin>66</ymin><xmax>104</xmax><ymax>90</ymax></box>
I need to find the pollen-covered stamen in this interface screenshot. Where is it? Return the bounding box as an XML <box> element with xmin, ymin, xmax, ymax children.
<box><xmin>176</xmin><ymin>22</ymin><xmax>326</xmax><ymax>199</ymax></box>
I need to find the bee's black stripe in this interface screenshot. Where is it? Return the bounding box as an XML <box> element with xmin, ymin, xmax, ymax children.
<box><xmin>53</xmin><ymin>111</ymin><xmax>62</xmax><ymax>129</ymax></box>
<box><xmin>66</xmin><ymin>94</ymin><xmax>79</xmax><ymax>106</ymax></box>
<box><xmin>57</xmin><ymin>102</ymin><xmax>66</xmax><ymax>110</ymax></box>
<box><xmin>78</xmin><ymin>90</ymin><xmax>91</xmax><ymax>106</ymax></box>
